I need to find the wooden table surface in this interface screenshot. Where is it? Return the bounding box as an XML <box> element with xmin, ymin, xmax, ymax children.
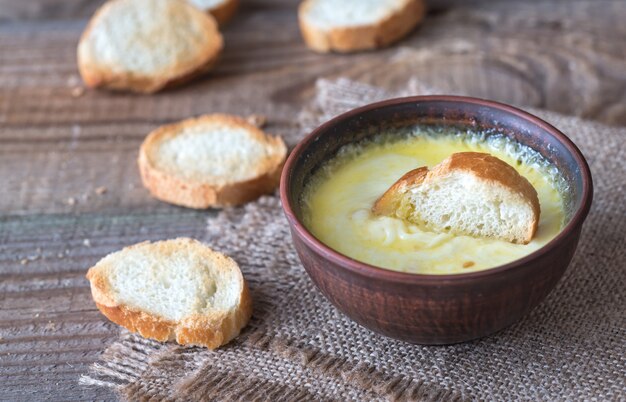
<box><xmin>1</xmin><ymin>0</ymin><xmax>625</xmax><ymax>400</ymax></box>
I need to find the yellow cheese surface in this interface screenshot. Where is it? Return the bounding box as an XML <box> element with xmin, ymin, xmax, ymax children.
<box><xmin>302</xmin><ymin>133</ymin><xmax>566</xmax><ymax>274</ymax></box>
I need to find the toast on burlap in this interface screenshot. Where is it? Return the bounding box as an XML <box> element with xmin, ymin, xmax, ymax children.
<box><xmin>77</xmin><ymin>0</ymin><xmax>223</xmax><ymax>93</ymax></box>
<box><xmin>373</xmin><ymin>152</ymin><xmax>540</xmax><ymax>244</ymax></box>
<box><xmin>298</xmin><ymin>0</ymin><xmax>425</xmax><ymax>53</ymax></box>
<box><xmin>86</xmin><ymin>238</ymin><xmax>252</xmax><ymax>349</ymax></box>
<box><xmin>138</xmin><ymin>114</ymin><xmax>287</xmax><ymax>208</ymax></box>
<box><xmin>188</xmin><ymin>0</ymin><xmax>238</xmax><ymax>24</ymax></box>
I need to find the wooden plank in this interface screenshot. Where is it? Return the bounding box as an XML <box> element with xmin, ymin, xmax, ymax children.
<box><xmin>0</xmin><ymin>210</ymin><xmax>210</xmax><ymax>401</ymax></box>
<box><xmin>340</xmin><ymin>1</ymin><xmax>626</xmax><ymax>124</ymax></box>
<box><xmin>1</xmin><ymin>2</ymin><xmax>625</xmax><ymax>218</ymax></box>
<box><xmin>0</xmin><ymin>0</ymin><xmax>101</xmax><ymax>21</ymax></box>
<box><xmin>1</xmin><ymin>0</ymin><xmax>626</xmax><ymax>400</ymax></box>
<box><xmin>0</xmin><ymin>0</ymin><xmax>596</xmax><ymax>21</ymax></box>
<box><xmin>0</xmin><ymin>0</ymin><xmax>295</xmax><ymax>21</ymax></box>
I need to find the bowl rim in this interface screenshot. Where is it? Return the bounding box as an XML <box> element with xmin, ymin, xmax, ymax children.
<box><xmin>279</xmin><ymin>95</ymin><xmax>593</xmax><ymax>283</ymax></box>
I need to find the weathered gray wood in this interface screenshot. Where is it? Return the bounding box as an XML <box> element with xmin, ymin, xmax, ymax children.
<box><xmin>1</xmin><ymin>0</ymin><xmax>626</xmax><ymax>400</ymax></box>
<box><xmin>1</xmin><ymin>210</ymin><xmax>210</xmax><ymax>401</ymax></box>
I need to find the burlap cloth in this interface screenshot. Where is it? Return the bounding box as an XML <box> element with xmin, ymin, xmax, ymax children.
<box><xmin>80</xmin><ymin>78</ymin><xmax>626</xmax><ymax>401</ymax></box>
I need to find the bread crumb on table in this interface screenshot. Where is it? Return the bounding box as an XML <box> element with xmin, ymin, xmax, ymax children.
<box><xmin>246</xmin><ymin>114</ymin><xmax>267</xmax><ymax>128</ymax></box>
<box><xmin>66</xmin><ymin>74</ymin><xmax>80</xmax><ymax>87</ymax></box>
<box><xmin>71</xmin><ymin>87</ymin><xmax>85</xmax><ymax>98</ymax></box>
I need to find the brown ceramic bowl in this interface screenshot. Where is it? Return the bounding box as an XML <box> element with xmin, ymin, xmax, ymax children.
<box><xmin>280</xmin><ymin>96</ymin><xmax>593</xmax><ymax>345</ymax></box>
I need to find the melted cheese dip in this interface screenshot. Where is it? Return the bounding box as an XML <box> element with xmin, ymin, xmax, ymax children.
<box><xmin>302</xmin><ymin>131</ymin><xmax>566</xmax><ymax>274</ymax></box>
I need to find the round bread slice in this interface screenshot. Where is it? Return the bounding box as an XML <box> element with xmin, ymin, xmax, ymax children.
<box><xmin>188</xmin><ymin>0</ymin><xmax>238</xmax><ymax>25</ymax></box>
<box><xmin>77</xmin><ymin>0</ymin><xmax>223</xmax><ymax>94</ymax></box>
<box><xmin>138</xmin><ymin>114</ymin><xmax>287</xmax><ymax>208</ymax></box>
<box><xmin>86</xmin><ymin>238</ymin><xmax>252</xmax><ymax>349</ymax></box>
<box><xmin>298</xmin><ymin>0</ymin><xmax>426</xmax><ymax>53</ymax></box>
<box><xmin>373</xmin><ymin>152</ymin><xmax>541</xmax><ymax>244</ymax></box>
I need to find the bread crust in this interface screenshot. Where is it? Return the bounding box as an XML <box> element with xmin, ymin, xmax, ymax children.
<box><xmin>372</xmin><ymin>166</ymin><xmax>428</xmax><ymax>216</ymax></box>
<box><xmin>86</xmin><ymin>238</ymin><xmax>253</xmax><ymax>349</ymax></box>
<box><xmin>77</xmin><ymin>0</ymin><xmax>223</xmax><ymax>94</ymax></box>
<box><xmin>298</xmin><ymin>0</ymin><xmax>426</xmax><ymax>53</ymax></box>
<box><xmin>138</xmin><ymin>114</ymin><xmax>287</xmax><ymax>208</ymax></box>
<box><xmin>208</xmin><ymin>0</ymin><xmax>238</xmax><ymax>25</ymax></box>
<box><xmin>373</xmin><ymin>152</ymin><xmax>540</xmax><ymax>244</ymax></box>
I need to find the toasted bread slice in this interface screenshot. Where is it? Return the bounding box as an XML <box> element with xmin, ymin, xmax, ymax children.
<box><xmin>138</xmin><ymin>114</ymin><xmax>287</xmax><ymax>208</ymax></box>
<box><xmin>298</xmin><ymin>0</ymin><xmax>425</xmax><ymax>53</ymax></box>
<box><xmin>86</xmin><ymin>238</ymin><xmax>252</xmax><ymax>349</ymax></box>
<box><xmin>373</xmin><ymin>152</ymin><xmax>540</xmax><ymax>244</ymax></box>
<box><xmin>188</xmin><ymin>0</ymin><xmax>238</xmax><ymax>25</ymax></box>
<box><xmin>77</xmin><ymin>0</ymin><xmax>223</xmax><ymax>94</ymax></box>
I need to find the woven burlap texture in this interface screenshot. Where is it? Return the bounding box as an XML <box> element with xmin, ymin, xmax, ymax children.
<box><xmin>81</xmin><ymin>78</ymin><xmax>626</xmax><ymax>401</ymax></box>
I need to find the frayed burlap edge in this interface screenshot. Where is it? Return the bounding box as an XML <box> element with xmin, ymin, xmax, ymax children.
<box><xmin>81</xmin><ymin>325</ymin><xmax>462</xmax><ymax>401</ymax></box>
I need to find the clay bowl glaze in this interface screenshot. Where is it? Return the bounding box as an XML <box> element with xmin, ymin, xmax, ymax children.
<box><xmin>280</xmin><ymin>96</ymin><xmax>594</xmax><ymax>345</ymax></box>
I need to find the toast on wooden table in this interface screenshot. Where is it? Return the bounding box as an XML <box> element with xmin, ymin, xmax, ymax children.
<box><xmin>188</xmin><ymin>0</ymin><xmax>238</xmax><ymax>24</ymax></box>
<box><xmin>138</xmin><ymin>114</ymin><xmax>287</xmax><ymax>208</ymax></box>
<box><xmin>298</xmin><ymin>0</ymin><xmax>426</xmax><ymax>53</ymax></box>
<box><xmin>86</xmin><ymin>238</ymin><xmax>252</xmax><ymax>349</ymax></box>
<box><xmin>77</xmin><ymin>0</ymin><xmax>223</xmax><ymax>94</ymax></box>
<box><xmin>373</xmin><ymin>152</ymin><xmax>540</xmax><ymax>244</ymax></box>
